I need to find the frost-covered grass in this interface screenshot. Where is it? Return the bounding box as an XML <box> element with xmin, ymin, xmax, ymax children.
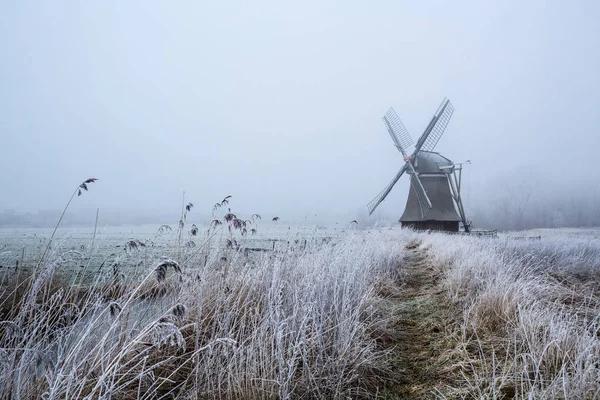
<box><xmin>0</xmin><ymin>228</ymin><xmax>415</xmax><ymax>399</ymax></box>
<box><xmin>3</xmin><ymin>224</ymin><xmax>600</xmax><ymax>399</ymax></box>
<box><xmin>423</xmin><ymin>229</ymin><xmax>600</xmax><ymax>399</ymax></box>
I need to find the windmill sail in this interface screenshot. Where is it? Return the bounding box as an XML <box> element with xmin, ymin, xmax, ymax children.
<box><xmin>383</xmin><ymin>108</ymin><xmax>413</xmax><ymax>151</ymax></box>
<box><xmin>410</xmin><ymin>174</ymin><xmax>433</xmax><ymax>218</ymax></box>
<box><xmin>367</xmin><ymin>164</ymin><xmax>408</xmax><ymax>215</ymax></box>
<box><xmin>414</xmin><ymin>98</ymin><xmax>454</xmax><ymax>155</ymax></box>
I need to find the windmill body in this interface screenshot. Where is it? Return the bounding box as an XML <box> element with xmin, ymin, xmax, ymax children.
<box><xmin>367</xmin><ymin>98</ymin><xmax>471</xmax><ymax>232</ymax></box>
<box><xmin>400</xmin><ymin>151</ymin><xmax>461</xmax><ymax>231</ymax></box>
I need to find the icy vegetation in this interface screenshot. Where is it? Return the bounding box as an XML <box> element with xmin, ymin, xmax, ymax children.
<box><xmin>423</xmin><ymin>229</ymin><xmax>600</xmax><ymax>398</ymax></box>
<box><xmin>1</xmin><ymin>226</ymin><xmax>600</xmax><ymax>399</ymax></box>
<box><xmin>0</xmin><ymin>227</ymin><xmax>413</xmax><ymax>399</ymax></box>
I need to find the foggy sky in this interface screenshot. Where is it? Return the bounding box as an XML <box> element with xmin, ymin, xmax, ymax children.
<box><xmin>1</xmin><ymin>1</ymin><xmax>599</xmax><ymax>224</ymax></box>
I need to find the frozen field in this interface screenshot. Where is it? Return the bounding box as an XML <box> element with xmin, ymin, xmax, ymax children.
<box><xmin>1</xmin><ymin>225</ymin><xmax>600</xmax><ymax>398</ymax></box>
<box><xmin>0</xmin><ymin>222</ymin><xmax>341</xmax><ymax>277</ymax></box>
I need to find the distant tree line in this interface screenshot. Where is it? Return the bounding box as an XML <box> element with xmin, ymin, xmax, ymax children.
<box><xmin>468</xmin><ymin>171</ymin><xmax>600</xmax><ymax>231</ymax></box>
<box><xmin>0</xmin><ymin>209</ymin><xmax>68</xmax><ymax>227</ymax></box>
<box><xmin>0</xmin><ymin>209</ymin><xmax>183</xmax><ymax>228</ymax></box>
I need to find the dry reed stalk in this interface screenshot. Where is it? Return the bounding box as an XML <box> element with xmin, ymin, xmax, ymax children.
<box><xmin>90</xmin><ymin>208</ymin><xmax>99</xmax><ymax>257</ymax></box>
<box><xmin>35</xmin><ymin>179</ymin><xmax>97</xmax><ymax>270</ymax></box>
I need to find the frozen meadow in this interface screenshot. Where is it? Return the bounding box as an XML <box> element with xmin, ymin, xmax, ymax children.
<box><xmin>0</xmin><ymin>224</ymin><xmax>599</xmax><ymax>399</ymax></box>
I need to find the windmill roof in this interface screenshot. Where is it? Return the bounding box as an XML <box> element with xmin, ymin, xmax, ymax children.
<box><xmin>412</xmin><ymin>151</ymin><xmax>453</xmax><ymax>174</ymax></box>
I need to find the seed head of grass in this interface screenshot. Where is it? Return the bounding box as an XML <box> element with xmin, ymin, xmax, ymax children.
<box><xmin>77</xmin><ymin>178</ymin><xmax>98</xmax><ymax>196</ymax></box>
<box><xmin>150</xmin><ymin>322</ymin><xmax>186</xmax><ymax>350</ymax></box>
<box><xmin>224</xmin><ymin>213</ymin><xmax>236</xmax><ymax>223</ymax></box>
<box><xmin>221</xmin><ymin>195</ymin><xmax>232</xmax><ymax>206</ymax></box>
<box><xmin>155</xmin><ymin>260</ymin><xmax>181</xmax><ymax>282</ymax></box>
<box><xmin>158</xmin><ymin>224</ymin><xmax>172</xmax><ymax>233</ymax></box>
<box><xmin>109</xmin><ymin>302</ymin><xmax>122</xmax><ymax>317</ymax></box>
<box><xmin>171</xmin><ymin>303</ymin><xmax>186</xmax><ymax>319</ymax></box>
<box><xmin>232</xmin><ymin>218</ymin><xmax>245</xmax><ymax>230</ymax></box>
<box><xmin>124</xmin><ymin>239</ymin><xmax>146</xmax><ymax>253</ymax></box>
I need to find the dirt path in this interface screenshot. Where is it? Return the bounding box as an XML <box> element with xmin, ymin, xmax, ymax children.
<box><xmin>381</xmin><ymin>241</ymin><xmax>456</xmax><ymax>399</ymax></box>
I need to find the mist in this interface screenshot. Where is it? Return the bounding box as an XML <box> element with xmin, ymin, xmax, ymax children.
<box><xmin>1</xmin><ymin>1</ymin><xmax>599</xmax><ymax>230</ymax></box>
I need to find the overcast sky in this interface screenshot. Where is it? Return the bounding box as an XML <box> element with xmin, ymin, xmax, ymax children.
<box><xmin>1</xmin><ymin>1</ymin><xmax>599</xmax><ymax>222</ymax></box>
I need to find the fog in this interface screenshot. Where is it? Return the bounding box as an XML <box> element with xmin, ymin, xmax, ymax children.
<box><xmin>1</xmin><ymin>1</ymin><xmax>599</xmax><ymax>229</ymax></box>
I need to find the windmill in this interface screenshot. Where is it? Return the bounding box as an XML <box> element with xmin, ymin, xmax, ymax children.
<box><xmin>367</xmin><ymin>98</ymin><xmax>471</xmax><ymax>232</ymax></box>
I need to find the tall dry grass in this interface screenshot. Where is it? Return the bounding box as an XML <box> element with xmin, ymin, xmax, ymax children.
<box><xmin>0</xmin><ymin>223</ymin><xmax>415</xmax><ymax>399</ymax></box>
<box><xmin>423</xmin><ymin>230</ymin><xmax>600</xmax><ymax>399</ymax></box>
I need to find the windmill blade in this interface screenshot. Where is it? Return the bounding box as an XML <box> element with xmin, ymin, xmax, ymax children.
<box><xmin>367</xmin><ymin>164</ymin><xmax>408</xmax><ymax>215</ymax></box>
<box><xmin>413</xmin><ymin>98</ymin><xmax>454</xmax><ymax>156</ymax></box>
<box><xmin>383</xmin><ymin>107</ymin><xmax>414</xmax><ymax>152</ymax></box>
<box><xmin>421</xmin><ymin>99</ymin><xmax>454</xmax><ymax>152</ymax></box>
<box><xmin>410</xmin><ymin>173</ymin><xmax>433</xmax><ymax>218</ymax></box>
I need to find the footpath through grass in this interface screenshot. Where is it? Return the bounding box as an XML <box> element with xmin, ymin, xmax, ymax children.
<box><xmin>377</xmin><ymin>240</ymin><xmax>460</xmax><ymax>399</ymax></box>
